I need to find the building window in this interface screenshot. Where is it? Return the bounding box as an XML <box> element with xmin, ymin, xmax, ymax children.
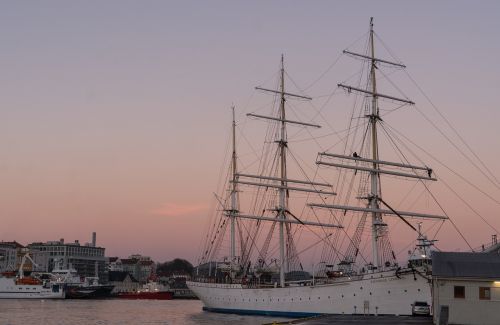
<box><xmin>454</xmin><ymin>286</ymin><xmax>465</xmax><ymax>299</ymax></box>
<box><xmin>479</xmin><ymin>287</ymin><xmax>491</xmax><ymax>300</ymax></box>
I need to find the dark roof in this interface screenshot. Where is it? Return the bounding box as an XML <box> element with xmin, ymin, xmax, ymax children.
<box><xmin>108</xmin><ymin>257</ymin><xmax>119</xmax><ymax>263</ymax></box>
<box><xmin>432</xmin><ymin>251</ymin><xmax>500</xmax><ymax>279</ymax></box>
<box><xmin>120</xmin><ymin>258</ymin><xmax>138</xmax><ymax>265</ymax></box>
<box><xmin>108</xmin><ymin>271</ymin><xmax>138</xmax><ymax>282</ymax></box>
<box><xmin>0</xmin><ymin>241</ymin><xmax>25</xmax><ymax>248</ymax></box>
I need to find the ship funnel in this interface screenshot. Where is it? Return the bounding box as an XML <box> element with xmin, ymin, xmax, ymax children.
<box><xmin>92</xmin><ymin>232</ymin><xmax>96</xmax><ymax>247</ymax></box>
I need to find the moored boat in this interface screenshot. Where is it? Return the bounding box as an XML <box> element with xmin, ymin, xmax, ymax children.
<box><xmin>49</xmin><ymin>263</ymin><xmax>114</xmax><ymax>299</ymax></box>
<box><xmin>115</xmin><ymin>281</ymin><xmax>173</xmax><ymax>300</ymax></box>
<box><xmin>187</xmin><ymin>18</ymin><xmax>456</xmax><ymax>317</ymax></box>
<box><xmin>0</xmin><ymin>253</ymin><xmax>65</xmax><ymax>299</ymax></box>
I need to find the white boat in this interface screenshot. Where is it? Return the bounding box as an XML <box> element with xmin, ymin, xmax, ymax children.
<box><xmin>0</xmin><ymin>253</ymin><xmax>65</xmax><ymax>299</ymax></box>
<box><xmin>188</xmin><ymin>18</ymin><xmax>462</xmax><ymax>317</ymax></box>
<box><xmin>0</xmin><ymin>276</ymin><xmax>65</xmax><ymax>299</ymax></box>
<box><xmin>189</xmin><ymin>232</ymin><xmax>434</xmax><ymax>316</ymax></box>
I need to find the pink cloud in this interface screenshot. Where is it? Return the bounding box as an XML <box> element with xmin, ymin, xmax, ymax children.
<box><xmin>150</xmin><ymin>202</ymin><xmax>206</xmax><ymax>217</ymax></box>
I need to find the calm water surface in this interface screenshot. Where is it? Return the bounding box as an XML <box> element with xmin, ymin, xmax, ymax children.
<box><xmin>0</xmin><ymin>299</ymin><xmax>289</xmax><ymax>325</ymax></box>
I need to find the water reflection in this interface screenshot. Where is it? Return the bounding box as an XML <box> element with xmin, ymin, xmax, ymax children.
<box><xmin>0</xmin><ymin>299</ymin><xmax>288</xmax><ymax>325</ymax></box>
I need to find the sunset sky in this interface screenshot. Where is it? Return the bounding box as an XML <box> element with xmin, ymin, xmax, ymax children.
<box><xmin>0</xmin><ymin>1</ymin><xmax>499</xmax><ymax>264</ymax></box>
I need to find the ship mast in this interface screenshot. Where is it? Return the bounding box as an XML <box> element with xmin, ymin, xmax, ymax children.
<box><xmin>311</xmin><ymin>17</ymin><xmax>447</xmax><ymax>270</ymax></box>
<box><xmin>368</xmin><ymin>17</ymin><xmax>381</xmax><ymax>268</ymax></box>
<box><xmin>230</xmin><ymin>105</ymin><xmax>238</xmax><ymax>277</ymax></box>
<box><xmin>225</xmin><ymin>56</ymin><xmax>341</xmax><ymax>288</ymax></box>
<box><xmin>278</xmin><ymin>54</ymin><xmax>287</xmax><ymax>287</ymax></box>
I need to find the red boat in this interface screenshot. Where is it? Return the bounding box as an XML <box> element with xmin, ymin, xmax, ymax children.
<box><xmin>115</xmin><ymin>281</ymin><xmax>173</xmax><ymax>300</ymax></box>
<box><xmin>116</xmin><ymin>290</ymin><xmax>173</xmax><ymax>300</ymax></box>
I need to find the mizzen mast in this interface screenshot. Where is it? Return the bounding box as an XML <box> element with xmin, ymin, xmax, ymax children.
<box><xmin>278</xmin><ymin>54</ymin><xmax>288</xmax><ymax>288</ymax></box>
<box><xmin>311</xmin><ymin>17</ymin><xmax>444</xmax><ymax>270</ymax></box>
<box><xmin>368</xmin><ymin>17</ymin><xmax>382</xmax><ymax>269</ymax></box>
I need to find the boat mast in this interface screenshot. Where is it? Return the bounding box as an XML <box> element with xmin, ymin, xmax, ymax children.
<box><xmin>278</xmin><ymin>54</ymin><xmax>287</xmax><ymax>287</ymax></box>
<box><xmin>369</xmin><ymin>17</ymin><xmax>381</xmax><ymax>269</ymax></box>
<box><xmin>229</xmin><ymin>56</ymin><xmax>326</xmax><ymax>286</ymax></box>
<box><xmin>312</xmin><ymin>18</ymin><xmax>441</xmax><ymax>269</ymax></box>
<box><xmin>230</xmin><ymin>105</ymin><xmax>238</xmax><ymax>277</ymax></box>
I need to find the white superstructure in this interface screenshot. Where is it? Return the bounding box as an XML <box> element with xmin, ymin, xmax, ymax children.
<box><xmin>0</xmin><ymin>276</ymin><xmax>65</xmax><ymax>299</ymax></box>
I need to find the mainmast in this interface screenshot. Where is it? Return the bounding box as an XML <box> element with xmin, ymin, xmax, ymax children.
<box><xmin>278</xmin><ymin>54</ymin><xmax>287</xmax><ymax>287</ymax></box>
<box><xmin>225</xmin><ymin>55</ymin><xmax>341</xmax><ymax>288</ymax></box>
<box><xmin>368</xmin><ymin>17</ymin><xmax>382</xmax><ymax>268</ymax></box>
<box><xmin>230</xmin><ymin>105</ymin><xmax>238</xmax><ymax>277</ymax></box>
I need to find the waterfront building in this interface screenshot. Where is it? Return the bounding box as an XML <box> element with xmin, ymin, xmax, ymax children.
<box><xmin>0</xmin><ymin>241</ymin><xmax>24</xmax><ymax>272</ymax></box>
<box><xmin>432</xmin><ymin>250</ymin><xmax>500</xmax><ymax>325</ymax></box>
<box><xmin>108</xmin><ymin>270</ymin><xmax>140</xmax><ymax>294</ymax></box>
<box><xmin>108</xmin><ymin>257</ymin><xmax>123</xmax><ymax>271</ymax></box>
<box><xmin>120</xmin><ymin>255</ymin><xmax>155</xmax><ymax>284</ymax></box>
<box><xmin>28</xmin><ymin>232</ymin><xmax>107</xmax><ymax>281</ymax></box>
<box><xmin>0</xmin><ymin>241</ymin><xmax>47</xmax><ymax>274</ymax></box>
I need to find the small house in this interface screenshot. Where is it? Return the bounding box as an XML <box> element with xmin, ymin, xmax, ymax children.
<box><xmin>432</xmin><ymin>251</ymin><xmax>500</xmax><ymax>325</ymax></box>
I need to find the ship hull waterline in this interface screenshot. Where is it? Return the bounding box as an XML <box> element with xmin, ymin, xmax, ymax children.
<box><xmin>187</xmin><ymin>270</ymin><xmax>430</xmax><ymax>317</ymax></box>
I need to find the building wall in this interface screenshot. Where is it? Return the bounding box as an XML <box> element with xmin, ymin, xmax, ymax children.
<box><xmin>28</xmin><ymin>242</ymin><xmax>107</xmax><ymax>281</ymax></box>
<box><xmin>433</xmin><ymin>278</ymin><xmax>500</xmax><ymax>325</ymax></box>
<box><xmin>138</xmin><ymin>264</ymin><xmax>154</xmax><ymax>283</ymax></box>
<box><xmin>0</xmin><ymin>244</ymin><xmax>47</xmax><ymax>273</ymax></box>
<box><xmin>0</xmin><ymin>245</ymin><xmax>18</xmax><ymax>272</ymax></box>
<box><xmin>110</xmin><ymin>276</ymin><xmax>140</xmax><ymax>294</ymax></box>
<box><xmin>122</xmin><ymin>263</ymin><xmax>139</xmax><ymax>281</ymax></box>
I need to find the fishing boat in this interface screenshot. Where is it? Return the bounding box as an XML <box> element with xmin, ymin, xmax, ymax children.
<box><xmin>0</xmin><ymin>253</ymin><xmax>65</xmax><ymax>299</ymax></box>
<box><xmin>49</xmin><ymin>262</ymin><xmax>114</xmax><ymax>299</ymax></box>
<box><xmin>187</xmin><ymin>18</ymin><xmax>488</xmax><ymax>317</ymax></box>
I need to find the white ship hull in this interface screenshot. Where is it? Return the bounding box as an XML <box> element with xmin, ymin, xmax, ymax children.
<box><xmin>0</xmin><ymin>277</ymin><xmax>65</xmax><ymax>299</ymax></box>
<box><xmin>188</xmin><ymin>269</ymin><xmax>431</xmax><ymax>317</ymax></box>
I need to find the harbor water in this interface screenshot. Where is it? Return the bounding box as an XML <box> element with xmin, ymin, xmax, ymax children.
<box><xmin>0</xmin><ymin>299</ymin><xmax>288</xmax><ymax>325</ymax></box>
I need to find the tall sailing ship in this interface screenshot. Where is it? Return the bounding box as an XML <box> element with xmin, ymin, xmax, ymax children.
<box><xmin>187</xmin><ymin>18</ymin><xmax>448</xmax><ymax>317</ymax></box>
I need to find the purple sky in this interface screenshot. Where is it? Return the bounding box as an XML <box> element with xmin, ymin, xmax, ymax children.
<box><xmin>0</xmin><ymin>1</ymin><xmax>499</xmax><ymax>263</ymax></box>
